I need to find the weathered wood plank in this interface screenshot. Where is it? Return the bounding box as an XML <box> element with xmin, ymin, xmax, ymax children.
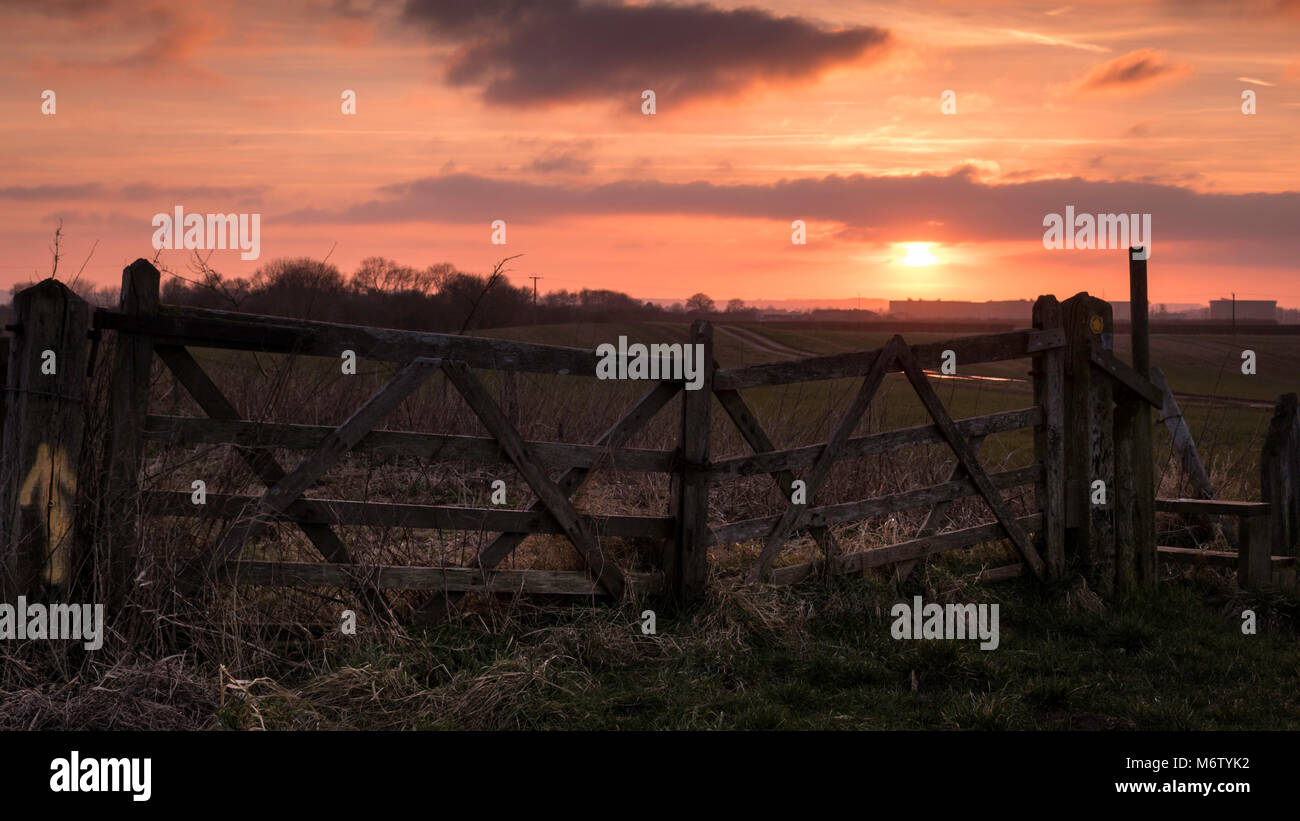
<box><xmin>414</xmin><ymin>380</ymin><xmax>679</xmax><ymax>623</ymax></box>
<box><xmin>442</xmin><ymin>361</ymin><xmax>626</xmax><ymax>598</ymax></box>
<box><xmin>709</xmin><ymin>407</ymin><xmax>1040</xmax><ymax>481</ymax></box>
<box><xmin>225</xmin><ymin>561</ymin><xmax>663</xmax><ymax>595</ymax></box>
<box><xmin>1157</xmin><ymin>545</ymin><xmax>1295</xmax><ymax>568</ymax></box>
<box><xmin>143</xmin><ymin>491</ymin><xmax>675</xmax><ymax>538</ymax></box>
<box><xmin>712</xmin><ymin>465</ymin><xmax>1040</xmax><ymax>545</ymax></box>
<box><xmin>715</xmin><ymin>329</ymin><xmax>1062</xmax><ymax>390</ymax></box>
<box><xmin>98</xmin><ymin>305</ymin><xmax>659</xmax><ymax>378</ymax></box>
<box><xmin>1150</xmin><ymin>368</ymin><xmax>1216</xmax><ymax>500</ymax></box>
<box><xmin>144</xmin><ymin>415</ymin><xmax>675</xmax><ymax>473</ymax></box>
<box><xmin>1088</xmin><ymin>348</ymin><xmax>1162</xmax><ymax>408</ymax></box>
<box><xmin>895</xmin><ymin>342</ymin><xmax>1046</xmax><ymax>578</ymax></box>
<box><xmin>1155</xmin><ymin>498</ymin><xmax>1269</xmax><ymax>516</ymax></box>
<box><xmin>770</xmin><ymin>514</ymin><xmax>1044</xmax><ymax>586</ymax></box>
<box><xmin>749</xmin><ymin>337</ymin><xmax>903</xmax><ymax>581</ymax></box>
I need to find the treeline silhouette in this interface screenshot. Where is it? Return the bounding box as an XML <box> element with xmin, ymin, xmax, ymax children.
<box><xmin>155</xmin><ymin>256</ymin><xmax>749</xmax><ymax>332</ymax></box>
<box><xmin>6</xmin><ymin>256</ymin><xmax>751</xmax><ymax>333</ymax></box>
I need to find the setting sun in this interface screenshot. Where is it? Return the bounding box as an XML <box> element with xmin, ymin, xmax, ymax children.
<box><xmin>900</xmin><ymin>243</ymin><xmax>939</xmax><ymax>267</ymax></box>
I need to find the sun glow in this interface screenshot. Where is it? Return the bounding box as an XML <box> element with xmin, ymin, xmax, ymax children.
<box><xmin>900</xmin><ymin>242</ymin><xmax>939</xmax><ymax>267</ymax></box>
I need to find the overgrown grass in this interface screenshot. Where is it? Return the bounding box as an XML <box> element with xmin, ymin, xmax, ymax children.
<box><xmin>206</xmin><ymin>564</ymin><xmax>1300</xmax><ymax>731</ymax></box>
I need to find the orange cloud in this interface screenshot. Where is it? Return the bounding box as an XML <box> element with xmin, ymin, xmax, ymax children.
<box><xmin>1074</xmin><ymin>49</ymin><xmax>1192</xmax><ymax>94</ymax></box>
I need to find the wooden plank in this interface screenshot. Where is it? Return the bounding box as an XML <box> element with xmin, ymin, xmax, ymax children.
<box><xmin>1157</xmin><ymin>545</ymin><xmax>1295</xmax><ymax>568</ymax></box>
<box><xmin>891</xmin><ymin>435</ymin><xmax>986</xmax><ymax>585</ymax></box>
<box><xmin>770</xmin><ymin>514</ymin><xmax>1044</xmax><ymax>585</ymax></box>
<box><xmin>225</xmin><ymin>561</ymin><xmax>663</xmax><ymax>595</ymax></box>
<box><xmin>144</xmin><ymin>415</ymin><xmax>675</xmax><ymax>473</ymax></box>
<box><xmin>188</xmin><ymin>357</ymin><xmax>441</xmax><ymax>580</ymax></box>
<box><xmin>713</xmin><ymin>465</ymin><xmax>1040</xmax><ymax>545</ymax></box>
<box><xmin>895</xmin><ymin>341</ymin><xmax>1046</xmax><ymax>578</ymax></box>
<box><xmin>442</xmin><ymin>361</ymin><xmax>626</xmax><ymax>598</ymax></box>
<box><xmin>413</xmin><ymin>380</ymin><xmax>679</xmax><ymax>623</ymax></box>
<box><xmin>715</xmin><ymin>329</ymin><xmax>1062</xmax><ymax>390</ymax></box>
<box><xmin>143</xmin><ymin>491</ymin><xmax>675</xmax><ymax>538</ymax></box>
<box><xmin>99</xmin><ymin>305</ymin><xmax>636</xmax><ymax>378</ymax></box>
<box><xmin>709</xmin><ymin>407</ymin><xmax>1040</xmax><ymax>481</ymax></box>
<box><xmin>749</xmin><ymin>336</ymin><xmax>903</xmax><ymax>581</ymax></box>
<box><xmin>1150</xmin><ymin>368</ymin><xmax>1216</xmax><ymax>500</ymax></box>
<box><xmin>1032</xmin><ymin>294</ymin><xmax>1066</xmax><ymax>578</ymax></box>
<box><xmin>0</xmin><ymin>281</ymin><xmax>92</xmax><ymax>600</ymax></box>
<box><xmin>1088</xmin><ymin>348</ymin><xmax>1162</xmax><ymax>408</ymax></box>
<box><xmin>1157</xmin><ymin>546</ymin><xmax>1237</xmax><ymax>567</ymax></box>
<box><xmin>1261</xmin><ymin>393</ymin><xmax>1300</xmax><ymax>557</ymax></box>
<box><xmin>101</xmin><ymin>259</ymin><xmax>159</xmax><ymax>606</ymax></box>
<box><xmin>674</xmin><ymin>321</ymin><xmax>714</xmax><ymax>602</ymax></box>
<box><xmin>714</xmin><ymin>387</ymin><xmax>839</xmax><ymax>561</ymax></box>
<box><xmin>1155</xmin><ymin>498</ymin><xmax>1269</xmax><ymax>516</ymax></box>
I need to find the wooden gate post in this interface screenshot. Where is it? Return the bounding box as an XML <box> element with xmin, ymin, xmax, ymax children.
<box><xmin>670</xmin><ymin>320</ymin><xmax>713</xmax><ymax>604</ymax></box>
<box><xmin>1114</xmin><ymin>251</ymin><xmax>1157</xmax><ymax>591</ymax></box>
<box><xmin>101</xmin><ymin>260</ymin><xmax>160</xmax><ymax>607</ymax></box>
<box><xmin>0</xmin><ymin>280</ymin><xmax>92</xmax><ymax>600</ymax></box>
<box><xmin>1031</xmin><ymin>295</ymin><xmax>1066</xmax><ymax>579</ymax></box>
<box><xmin>1261</xmin><ymin>393</ymin><xmax>1300</xmax><ymax>562</ymax></box>
<box><xmin>1060</xmin><ymin>292</ymin><xmax>1116</xmax><ymax>595</ymax></box>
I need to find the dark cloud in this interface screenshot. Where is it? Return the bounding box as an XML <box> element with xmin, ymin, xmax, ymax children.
<box><xmin>401</xmin><ymin>0</ymin><xmax>891</xmax><ymax>106</ymax></box>
<box><xmin>0</xmin><ymin>184</ymin><xmax>102</xmax><ymax>199</ymax></box>
<box><xmin>118</xmin><ymin>183</ymin><xmax>268</xmax><ymax>202</ymax></box>
<box><xmin>1076</xmin><ymin>49</ymin><xmax>1192</xmax><ymax>93</ymax></box>
<box><xmin>280</xmin><ymin>167</ymin><xmax>1300</xmax><ymax>248</ymax></box>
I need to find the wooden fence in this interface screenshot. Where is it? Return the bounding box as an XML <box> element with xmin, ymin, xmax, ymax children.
<box><xmin>1</xmin><ymin>254</ymin><xmax>1295</xmax><ymax>623</ymax></box>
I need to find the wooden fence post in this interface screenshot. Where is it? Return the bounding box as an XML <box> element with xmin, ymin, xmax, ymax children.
<box><xmin>1031</xmin><ymin>295</ymin><xmax>1065</xmax><ymax>579</ymax></box>
<box><xmin>1061</xmin><ymin>292</ymin><xmax>1115</xmax><ymax>595</ymax></box>
<box><xmin>1261</xmin><ymin>393</ymin><xmax>1300</xmax><ymax>561</ymax></box>
<box><xmin>101</xmin><ymin>259</ymin><xmax>160</xmax><ymax>607</ymax></box>
<box><xmin>1114</xmin><ymin>251</ymin><xmax>1157</xmax><ymax>591</ymax></box>
<box><xmin>672</xmin><ymin>320</ymin><xmax>713</xmax><ymax>604</ymax></box>
<box><xmin>0</xmin><ymin>280</ymin><xmax>92</xmax><ymax>600</ymax></box>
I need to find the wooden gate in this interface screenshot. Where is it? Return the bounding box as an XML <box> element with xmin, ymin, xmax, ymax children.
<box><xmin>4</xmin><ymin>254</ymin><xmax>1220</xmax><ymax>621</ymax></box>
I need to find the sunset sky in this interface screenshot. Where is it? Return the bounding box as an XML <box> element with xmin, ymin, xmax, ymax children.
<box><xmin>2</xmin><ymin>0</ymin><xmax>1298</xmax><ymax>306</ymax></box>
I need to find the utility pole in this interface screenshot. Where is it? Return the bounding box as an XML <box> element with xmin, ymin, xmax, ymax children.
<box><xmin>529</xmin><ymin>275</ymin><xmax>542</xmax><ymax>324</ymax></box>
<box><xmin>1232</xmin><ymin>292</ymin><xmax>1236</xmax><ymax>336</ymax></box>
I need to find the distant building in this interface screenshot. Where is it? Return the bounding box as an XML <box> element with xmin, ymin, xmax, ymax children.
<box><xmin>1209</xmin><ymin>299</ymin><xmax>1277</xmax><ymax>322</ymax></box>
<box><xmin>887</xmin><ymin>299</ymin><xmax>1033</xmax><ymax>322</ymax></box>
